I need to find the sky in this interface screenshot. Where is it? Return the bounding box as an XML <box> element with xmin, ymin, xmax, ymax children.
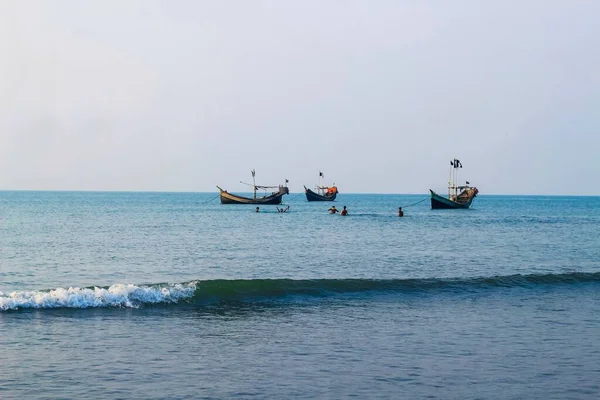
<box><xmin>1</xmin><ymin>0</ymin><xmax>599</xmax><ymax>195</ymax></box>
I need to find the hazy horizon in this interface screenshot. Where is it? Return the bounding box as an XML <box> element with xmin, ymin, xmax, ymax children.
<box><xmin>2</xmin><ymin>188</ymin><xmax>598</xmax><ymax>197</ymax></box>
<box><xmin>2</xmin><ymin>1</ymin><xmax>599</xmax><ymax>195</ymax></box>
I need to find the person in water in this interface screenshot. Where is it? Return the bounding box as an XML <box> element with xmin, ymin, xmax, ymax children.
<box><xmin>255</xmin><ymin>206</ymin><xmax>260</xmax><ymax>213</ymax></box>
<box><xmin>328</xmin><ymin>205</ymin><xmax>339</xmax><ymax>214</ymax></box>
<box><xmin>398</xmin><ymin>207</ymin><xmax>404</xmax><ymax>217</ymax></box>
<box><xmin>341</xmin><ymin>206</ymin><xmax>348</xmax><ymax>216</ymax></box>
<box><xmin>277</xmin><ymin>205</ymin><xmax>290</xmax><ymax>213</ymax></box>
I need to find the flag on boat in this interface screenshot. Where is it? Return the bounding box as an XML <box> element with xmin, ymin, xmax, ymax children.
<box><xmin>450</xmin><ymin>159</ymin><xmax>462</xmax><ymax>168</ymax></box>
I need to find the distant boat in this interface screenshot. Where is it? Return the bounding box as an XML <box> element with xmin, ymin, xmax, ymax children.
<box><xmin>430</xmin><ymin>159</ymin><xmax>478</xmax><ymax>209</ymax></box>
<box><xmin>217</xmin><ymin>170</ymin><xmax>289</xmax><ymax>205</ymax></box>
<box><xmin>304</xmin><ymin>171</ymin><xmax>338</xmax><ymax>201</ymax></box>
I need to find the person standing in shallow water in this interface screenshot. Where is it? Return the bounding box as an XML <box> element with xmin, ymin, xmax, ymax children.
<box><xmin>398</xmin><ymin>207</ymin><xmax>404</xmax><ymax>217</ymax></box>
<box><xmin>255</xmin><ymin>207</ymin><xmax>260</xmax><ymax>213</ymax></box>
<box><xmin>341</xmin><ymin>206</ymin><xmax>348</xmax><ymax>216</ymax></box>
<box><xmin>328</xmin><ymin>205</ymin><xmax>339</xmax><ymax>214</ymax></box>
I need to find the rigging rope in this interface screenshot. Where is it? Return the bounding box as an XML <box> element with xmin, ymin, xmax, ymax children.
<box><xmin>281</xmin><ymin>192</ymin><xmax>305</xmax><ymax>203</ymax></box>
<box><xmin>199</xmin><ymin>194</ymin><xmax>220</xmax><ymax>205</ymax></box>
<box><xmin>400</xmin><ymin>197</ymin><xmax>429</xmax><ymax>208</ymax></box>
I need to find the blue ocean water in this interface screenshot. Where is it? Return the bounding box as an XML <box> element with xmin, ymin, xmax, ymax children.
<box><xmin>1</xmin><ymin>191</ymin><xmax>599</xmax><ymax>399</ymax></box>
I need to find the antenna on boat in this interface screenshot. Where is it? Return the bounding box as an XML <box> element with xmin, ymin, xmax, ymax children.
<box><xmin>251</xmin><ymin>169</ymin><xmax>256</xmax><ymax>200</ymax></box>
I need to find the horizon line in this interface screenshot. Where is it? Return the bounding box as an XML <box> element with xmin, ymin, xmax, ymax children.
<box><xmin>0</xmin><ymin>189</ymin><xmax>599</xmax><ymax>197</ymax></box>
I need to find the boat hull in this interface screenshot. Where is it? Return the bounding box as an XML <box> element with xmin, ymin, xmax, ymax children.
<box><xmin>218</xmin><ymin>188</ymin><xmax>288</xmax><ymax>205</ymax></box>
<box><xmin>304</xmin><ymin>186</ymin><xmax>337</xmax><ymax>202</ymax></box>
<box><xmin>430</xmin><ymin>189</ymin><xmax>474</xmax><ymax>209</ymax></box>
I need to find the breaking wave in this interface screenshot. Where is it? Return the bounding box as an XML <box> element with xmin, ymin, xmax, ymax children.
<box><xmin>2</xmin><ymin>272</ymin><xmax>599</xmax><ymax>311</ymax></box>
<box><xmin>0</xmin><ymin>282</ymin><xmax>196</xmax><ymax>311</ymax></box>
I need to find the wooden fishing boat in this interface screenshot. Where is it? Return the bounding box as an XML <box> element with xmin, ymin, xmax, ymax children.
<box><xmin>430</xmin><ymin>187</ymin><xmax>478</xmax><ymax>209</ymax></box>
<box><xmin>304</xmin><ymin>186</ymin><xmax>337</xmax><ymax>201</ymax></box>
<box><xmin>430</xmin><ymin>159</ymin><xmax>478</xmax><ymax>209</ymax></box>
<box><xmin>304</xmin><ymin>171</ymin><xmax>338</xmax><ymax>201</ymax></box>
<box><xmin>217</xmin><ymin>170</ymin><xmax>289</xmax><ymax>205</ymax></box>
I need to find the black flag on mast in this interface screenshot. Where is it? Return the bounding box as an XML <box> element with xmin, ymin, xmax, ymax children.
<box><xmin>450</xmin><ymin>159</ymin><xmax>463</xmax><ymax>168</ymax></box>
<box><xmin>319</xmin><ymin>171</ymin><xmax>323</xmax><ymax>177</ymax></box>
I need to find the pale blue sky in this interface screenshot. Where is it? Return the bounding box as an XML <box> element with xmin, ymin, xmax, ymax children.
<box><xmin>1</xmin><ymin>0</ymin><xmax>599</xmax><ymax>194</ymax></box>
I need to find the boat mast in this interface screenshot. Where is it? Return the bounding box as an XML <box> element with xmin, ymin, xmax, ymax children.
<box><xmin>448</xmin><ymin>163</ymin><xmax>453</xmax><ymax>199</ymax></box>
<box><xmin>454</xmin><ymin>160</ymin><xmax>458</xmax><ymax>199</ymax></box>
<box><xmin>252</xmin><ymin>169</ymin><xmax>256</xmax><ymax>200</ymax></box>
<box><xmin>319</xmin><ymin>171</ymin><xmax>324</xmax><ymax>195</ymax></box>
<box><xmin>449</xmin><ymin>159</ymin><xmax>462</xmax><ymax>199</ymax></box>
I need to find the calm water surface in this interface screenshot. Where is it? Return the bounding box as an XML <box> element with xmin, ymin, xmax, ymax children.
<box><xmin>1</xmin><ymin>192</ymin><xmax>599</xmax><ymax>399</ymax></box>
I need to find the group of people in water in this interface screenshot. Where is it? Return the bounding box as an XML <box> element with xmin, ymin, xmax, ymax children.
<box><xmin>328</xmin><ymin>205</ymin><xmax>404</xmax><ymax>217</ymax></box>
<box><xmin>254</xmin><ymin>205</ymin><xmax>404</xmax><ymax>217</ymax></box>
<box><xmin>255</xmin><ymin>206</ymin><xmax>290</xmax><ymax>213</ymax></box>
<box><xmin>328</xmin><ymin>205</ymin><xmax>348</xmax><ymax>215</ymax></box>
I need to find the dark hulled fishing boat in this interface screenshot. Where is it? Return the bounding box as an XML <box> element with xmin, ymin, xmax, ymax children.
<box><xmin>430</xmin><ymin>159</ymin><xmax>478</xmax><ymax>209</ymax></box>
<box><xmin>217</xmin><ymin>170</ymin><xmax>289</xmax><ymax>205</ymax></box>
<box><xmin>304</xmin><ymin>187</ymin><xmax>337</xmax><ymax>201</ymax></box>
<box><xmin>304</xmin><ymin>171</ymin><xmax>338</xmax><ymax>201</ymax></box>
<box><xmin>430</xmin><ymin>187</ymin><xmax>478</xmax><ymax>209</ymax></box>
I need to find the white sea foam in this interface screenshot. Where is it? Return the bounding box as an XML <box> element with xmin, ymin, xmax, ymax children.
<box><xmin>0</xmin><ymin>282</ymin><xmax>197</xmax><ymax>311</ymax></box>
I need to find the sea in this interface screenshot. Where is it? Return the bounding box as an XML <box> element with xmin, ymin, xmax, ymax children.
<box><xmin>1</xmin><ymin>191</ymin><xmax>599</xmax><ymax>399</ymax></box>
